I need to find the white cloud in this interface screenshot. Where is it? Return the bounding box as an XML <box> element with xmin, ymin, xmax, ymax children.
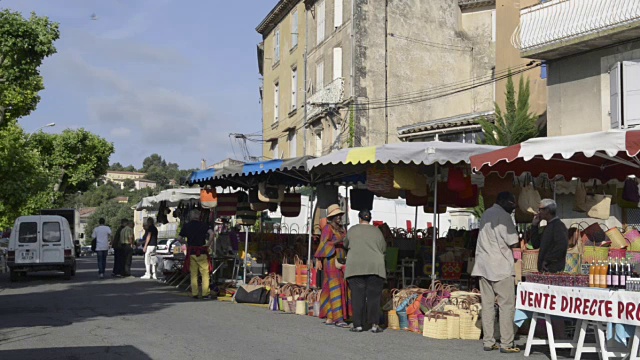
<box><xmin>110</xmin><ymin>127</ymin><xmax>131</xmax><ymax>138</ymax></box>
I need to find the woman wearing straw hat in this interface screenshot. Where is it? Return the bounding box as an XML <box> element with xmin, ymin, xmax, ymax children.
<box><xmin>314</xmin><ymin>204</ymin><xmax>351</xmax><ymax>328</ymax></box>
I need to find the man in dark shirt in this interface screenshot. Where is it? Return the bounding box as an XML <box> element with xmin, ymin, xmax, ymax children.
<box><xmin>111</xmin><ymin>219</ymin><xmax>127</xmax><ymax>277</ymax></box>
<box><xmin>530</xmin><ymin>199</ymin><xmax>568</xmax><ymax>273</ymax></box>
<box><xmin>177</xmin><ymin>211</ymin><xmax>214</xmax><ymax>299</ymax></box>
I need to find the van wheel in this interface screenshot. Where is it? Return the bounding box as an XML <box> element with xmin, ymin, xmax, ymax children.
<box><xmin>9</xmin><ymin>270</ymin><xmax>18</xmax><ymax>282</ymax></box>
<box><xmin>71</xmin><ymin>263</ymin><xmax>76</xmax><ymax>276</ymax></box>
<box><xmin>63</xmin><ymin>267</ymin><xmax>72</xmax><ymax>280</ymax></box>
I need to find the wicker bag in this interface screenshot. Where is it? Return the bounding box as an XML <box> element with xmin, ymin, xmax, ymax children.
<box><xmin>609</xmin><ymin>248</ymin><xmax>627</xmax><ymax>261</ymax></box>
<box><xmin>564</xmin><ymin>253</ymin><xmax>581</xmax><ymax>274</ymax></box>
<box><xmin>459</xmin><ymin>309</ymin><xmax>482</xmax><ymax>340</ymax></box>
<box><xmin>366</xmin><ymin>167</ymin><xmax>394</xmax><ymax>193</ymax></box>
<box><xmin>444</xmin><ymin>311</ymin><xmax>461</xmax><ymax>339</ymax></box>
<box><xmin>522</xmin><ymin>249</ymin><xmax>539</xmax><ymax>274</ymax></box>
<box><xmin>607</xmin><ymin>227</ymin><xmax>628</xmax><ymax>249</ymax></box>
<box><xmin>625</xmin><ymin>228</ymin><xmax>640</xmax><ymax>251</ymax></box>
<box><xmin>408</xmin><ymin>314</ymin><xmax>421</xmax><ymax>333</ymax></box>
<box><xmin>423</xmin><ymin>313</ymin><xmax>449</xmax><ymax>340</ymax></box>
<box><xmin>583</xmin><ymin>246</ymin><xmax>609</xmax><ymax>264</ymax></box>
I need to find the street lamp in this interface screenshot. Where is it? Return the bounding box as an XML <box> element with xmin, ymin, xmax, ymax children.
<box><xmin>27</xmin><ymin>122</ymin><xmax>56</xmax><ymax>141</ymax></box>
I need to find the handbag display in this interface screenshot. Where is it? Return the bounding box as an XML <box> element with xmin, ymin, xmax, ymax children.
<box><xmin>249</xmin><ymin>188</ymin><xmax>269</xmax><ymax>211</ymax></box>
<box><xmin>366</xmin><ymin>167</ymin><xmax>394</xmax><ymax>193</ymax></box>
<box><xmin>200</xmin><ymin>188</ymin><xmax>218</xmax><ymax>209</ymax></box>
<box><xmin>406</xmin><ymin>190</ymin><xmax>429</xmax><ymax>207</ymax></box>
<box><xmin>574</xmin><ymin>181</ymin><xmax>588</xmax><ymax>212</ymax></box>
<box><xmin>258</xmin><ymin>182</ymin><xmax>285</xmax><ymax>203</ymax></box>
<box><xmin>581</xmin><ymin>223</ymin><xmax>607</xmax><ymax>245</ymax></box>
<box><xmin>350</xmin><ymin>189</ymin><xmax>375</xmax><ymax>211</ymax></box>
<box><xmin>236</xmin><ymin>192</ymin><xmax>257</xmax><ymax>226</ymax></box>
<box><xmin>447</xmin><ymin>167</ymin><xmax>466</xmax><ymax>192</ymax></box>
<box><xmin>623</xmin><ymin>178</ymin><xmax>640</xmax><ymax>203</ymax></box>
<box><xmin>235</xmin><ymin>285</ymin><xmax>269</xmax><ymax>304</ymax></box>
<box><xmin>280</xmin><ymin>193</ymin><xmax>302</xmax><ymax>217</ymax></box>
<box><xmin>316</xmin><ymin>184</ymin><xmax>339</xmax><ymax>209</ymax></box>
<box><xmin>216</xmin><ymin>193</ymin><xmax>239</xmax><ymax>216</ymax></box>
<box><xmin>585</xmin><ymin>193</ymin><xmax>612</xmax><ymax>220</ymax></box>
<box><xmin>282</xmin><ymin>256</ymin><xmax>296</xmax><ymax>284</ymax></box>
<box><xmin>518</xmin><ymin>183</ymin><xmax>541</xmax><ymax>214</ymax></box>
<box><xmin>295</xmin><ymin>256</ymin><xmax>308</xmax><ymax>286</ymax></box>
<box><xmin>393</xmin><ymin>166</ymin><xmax>426</xmax><ymax>191</ymax></box>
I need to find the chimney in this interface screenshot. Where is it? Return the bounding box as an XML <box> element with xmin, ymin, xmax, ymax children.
<box><xmin>201</xmin><ymin>159</ymin><xmax>206</xmax><ymax>170</ymax></box>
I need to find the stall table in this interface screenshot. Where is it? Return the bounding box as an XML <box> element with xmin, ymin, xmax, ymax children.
<box><xmin>517</xmin><ymin>282</ymin><xmax>640</xmax><ymax>360</ymax></box>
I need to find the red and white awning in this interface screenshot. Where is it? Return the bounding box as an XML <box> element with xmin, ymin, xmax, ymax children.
<box><xmin>470</xmin><ymin>130</ymin><xmax>640</xmax><ymax>182</ymax></box>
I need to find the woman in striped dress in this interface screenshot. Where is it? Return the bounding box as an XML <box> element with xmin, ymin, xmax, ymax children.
<box><xmin>315</xmin><ymin>204</ymin><xmax>351</xmax><ymax>328</ymax></box>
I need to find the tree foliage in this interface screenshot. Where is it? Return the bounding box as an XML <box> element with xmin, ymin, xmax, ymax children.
<box><xmin>86</xmin><ymin>201</ymin><xmax>133</xmax><ymax>243</ymax></box>
<box><xmin>479</xmin><ymin>71</ymin><xmax>540</xmax><ymax>146</ymax></box>
<box><xmin>0</xmin><ymin>10</ymin><xmax>59</xmax><ymax>127</ymax></box>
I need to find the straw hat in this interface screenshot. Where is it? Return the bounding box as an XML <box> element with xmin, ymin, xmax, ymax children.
<box><xmin>326</xmin><ymin>204</ymin><xmax>344</xmax><ymax>219</ymax></box>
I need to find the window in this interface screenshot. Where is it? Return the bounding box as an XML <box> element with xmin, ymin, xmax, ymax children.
<box><xmin>316</xmin><ymin>62</ymin><xmax>324</xmax><ymax>92</ymax></box>
<box><xmin>333</xmin><ymin>47</ymin><xmax>342</xmax><ymax>80</ymax></box>
<box><xmin>291</xmin><ymin>10</ymin><xmax>299</xmax><ymax>49</ymax></box>
<box><xmin>274</xmin><ymin>82</ymin><xmax>280</xmax><ymax>123</ymax></box>
<box><xmin>315</xmin><ymin>131</ymin><xmax>323</xmax><ymax>157</ymax></box>
<box><xmin>272</xmin><ymin>141</ymin><xmax>279</xmax><ymax>159</ymax></box>
<box><xmin>335</xmin><ymin>0</ymin><xmax>343</xmax><ymax>28</ymax></box>
<box><xmin>491</xmin><ymin>9</ymin><xmax>496</xmax><ymax>43</ymax></box>
<box><xmin>317</xmin><ymin>0</ymin><xmax>325</xmax><ymax>45</ymax></box>
<box><xmin>18</xmin><ymin>222</ymin><xmax>37</xmax><ymax>243</ymax></box>
<box><xmin>289</xmin><ymin>130</ymin><xmax>297</xmax><ymax>157</ymax></box>
<box><xmin>611</xmin><ymin>60</ymin><xmax>640</xmax><ymax>129</ymax></box>
<box><xmin>274</xmin><ymin>29</ymin><xmax>281</xmax><ymax>64</ymax></box>
<box><xmin>291</xmin><ymin>67</ymin><xmax>298</xmax><ymax>111</ymax></box>
<box><xmin>42</xmin><ymin>222</ymin><xmax>61</xmax><ymax>243</ymax></box>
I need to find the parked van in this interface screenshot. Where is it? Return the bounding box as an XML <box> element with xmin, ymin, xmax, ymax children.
<box><xmin>7</xmin><ymin>215</ymin><xmax>77</xmax><ymax>282</ymax></box>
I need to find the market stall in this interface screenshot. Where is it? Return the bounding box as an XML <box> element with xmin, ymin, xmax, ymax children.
<box><xmin>469</xmin><ymin>129</ymin><xmax>640</xmax><ymax>359</ymax></box>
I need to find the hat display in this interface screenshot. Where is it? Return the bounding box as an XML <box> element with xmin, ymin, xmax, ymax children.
<box><xmin>326</xmin><ymin>204</ymin><xmax>344</xmax><ymax>218</ymax></box>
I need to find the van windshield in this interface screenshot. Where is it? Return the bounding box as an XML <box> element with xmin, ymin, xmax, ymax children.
<box><xmin>43</xmin><ymin>222</ymin><xmax>61</xmax><ymax>242</ymax></box>
<box><xmin>18</xmin><ymin>222</ymin><xmax>37</xmax><ymax>243</ymax></box>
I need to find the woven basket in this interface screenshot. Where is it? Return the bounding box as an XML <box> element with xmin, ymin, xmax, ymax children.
<box><xmin>627</xmin><ymin>251</ymin><xmax>640</xmax><ymax>272</ymax></box>
<box><xmin>513</xmin><ymin>248</ymin><xmax>522</xmax><ymax>261</ymax></box>
<box><xmin>583</xmin><ymin>246</ymin><xmax>609</xmax><ymax>264</ymax></box>
<box><xmin>423</xmin><ymin>314</ymin><xmax>449</xmax><ymax>340</ymax></box>
<box><xmin>398</xmin><ymin>310</ymin><xmax>409</xmax><ymax>330</ymax></box>
<box><xmin>445</xmin><ymin>312</ymin><xmax>461</xmax><ymax>339</ymax></box>
<box><xmin>628</xmin><ymin>229</ymin><xmax>640</xmax><ymax>251</ymax></box>
<box><xmin>409</xmin><ymin>314</ymin><xmax>421</xmax><ymax>333</ymax></box>
<box><xmin>388</xmin><ymin>310</ymin><xmax>400</xmax><ymax>330</ymax></box>
<box><xmin>564</xmin><ymin>253</ymin><xmax>581</xmax><ymax>274</ymax></box>
<box><xmin>609</xmin><ymin>248</ymin><xmax>627</xmax><ymax>261</ymax></box>
<box><xmin>459</xmin><ymin>310</ymin><xmax>482</xmax><ymax>340</ymax></box>
<box><xmin>366</xmin><ymin>167</ymin><xmax>394</xmax><ymax>193</ymax></box>
<box><xmin>606</xmin><ymin>228</ymin><xmax>628</xmax><ymax>249</ymax></box>
<box><xmin>522</xmin><ymin>249</ymin><xmax>539</xmax><ymax>274</ymax></box>
<box><xmin>417</xmin><ymin>314</ymin><xmax>425</xmax><ymax>333</ymax></box>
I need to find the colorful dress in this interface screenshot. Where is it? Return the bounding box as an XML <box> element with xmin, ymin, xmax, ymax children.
<box><xmin>314</xmin><ymin>224</ymin><xmax>352</xmax><ymax>323</ymax></box>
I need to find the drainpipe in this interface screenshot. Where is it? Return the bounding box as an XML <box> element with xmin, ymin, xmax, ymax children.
<box><xmin>303</xmin><ymin>4</ymin><xmax>309</xmax><ymax>156</ymax></box>
<box><xmin>384</xmin><ymin>0</ymin><xmax>389</xmax><ymax>144</ymax></box>
<box><xmin>351</xmin><ymin>0</ymin><xmax>356</xmax><ymax>146</ymax></box>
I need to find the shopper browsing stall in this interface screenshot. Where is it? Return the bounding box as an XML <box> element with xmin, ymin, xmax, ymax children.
<box><xmin>530</xmin><ymin>199</ymin><xmax>568</xmax><ymax>273</ymax></box>
<box><xmin>471</xmin><ymin>192</ymin><xmax>520</xmax><ymax>354</ymax></box>
<box><xmin>344</xmin><ymin>210</ymin><xmax>386</xmax><ymax>334</ymax></box>
<box><xmin>315</xmin><ymin>204</ymin><xmax>351</xmax><ymax>328</ymax></box>
<box><xmin>177</xmin><ymin>210</ymin><xmax>214</xmax><ymax>300</ymax></box>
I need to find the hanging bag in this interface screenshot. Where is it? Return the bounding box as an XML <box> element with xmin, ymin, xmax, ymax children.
<box><xmin>282</xmin><ymin>256</ymin><xmax>296</xmax><ymax>284</ymax></box>
<box><xmin>393</xmin><ymin>166</ymin><xmax>425</xmax><ymax>191</ymax></box>
<box><xmin>447</xmin><ymin>167</ymin><xmax>466</xmax><ymax>192</ymax></box>
<box><xmin>518</xmin><ymin>183</ymin><xmax>541</xmax><ymax>214</ymax></box>
<box><xmin>217</xmin><ymin>193</ymin><xmax>239</xmax><ymax>216</ymax></box>
<box><xmin>574</xmin><ymin>181</ymin><xmax>588</xmax><ymax>212</ymax></box>
<box><xmin>258</xmin><ymin>182</ymin><xmax>285</xmax><ymax>203</ymax></box>
<box><xmin>280</xmin><ymin>193</ymin><xmax>302</xmax><ymax>217</ymax></box>
<box><xmin>623</xmin><ymin>178</ymin><xmax>640</xmax><ymax>203</ymax></box>
<box><xmin>200</xmin><ymin>188</ymin><xmax>218</xmax><ymax>209</ymax></box>
<box><xmin>586</xmin><ymin>193</ymin><xmax>612</xmax><ymax>220</ymax></box>
<box><xmin>366</xmin><ymin>167</ymin><xmax>394</xmax><ymax>193</ymax></box>
<box><xmin>350</xmin><ymin>189</ymin><xmax>375</xmax><ymax>211</ymax></box>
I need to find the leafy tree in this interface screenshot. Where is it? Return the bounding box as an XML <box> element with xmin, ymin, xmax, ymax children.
<box><xmin>86</xmin><ymin>201</ymin><xmax>133</xmax><ymax>241</ymax></box>
<box><xmin>31</xmin><ymin>128</ymin><xmax>114</xmax><ymax>200</ymax></box>
<box><xmin>141</xmin><ymin>154</ymin><xmax>167</xmax><ymax>172</ymax></box>
<box><xmin>123</xmin><ymin>178</ymin><xmax>136</xmax><ymax>190</ymax></box>
<box><xmin>0</xmin><ymin>123</ymin><xmax>50</xmax><ymax>227</ymax></box>
<box><xmin>123</xmin><ymin>164</ymin><xmax>137</xmax><ymax>172</ymax></box>
<box><xmin>109</xmin><ymin>162</ymin><xmax>124</xmax><ymax>171</ymax></box>
<box><xmin>479</xmin><ymin>71</ymin><xmax>540</xmax><ymax>146</ymax></box>
<box><xmin>0</xmin><ymin>10</ymin><xmax>59</xmax><ymax>127</ymax></box>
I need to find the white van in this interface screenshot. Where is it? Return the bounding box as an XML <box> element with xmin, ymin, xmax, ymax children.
<box><xmin>7</xmin><ymin>215</ymin><xmax>77</xmax><ymax>282</ymax></box>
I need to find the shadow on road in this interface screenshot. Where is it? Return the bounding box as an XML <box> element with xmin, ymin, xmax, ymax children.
<box><xmin>0</xmin><ymin>257</ymin><xmax>192</xmax><ymax>330</ymax></box>
<box><xmin>0</xmin><ymin>345</ymin><xmax>152</xmax><ymax>360</ymax></box>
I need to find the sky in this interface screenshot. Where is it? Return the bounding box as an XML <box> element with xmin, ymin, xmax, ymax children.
<box><xmin>6</xmin><ymin>0</ymin><xmax>275</xmax><ymax>169</ymax></box>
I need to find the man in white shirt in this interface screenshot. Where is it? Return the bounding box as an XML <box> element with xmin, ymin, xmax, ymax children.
<box><xmin>472</xmin><ymin>191</ymin><xmax>520</xmax><ymax>354</ymax></box>
<box><xmin>92</xmin><ymin>218</ymin><xmax>112</xmax><ymax>279</ymax></box>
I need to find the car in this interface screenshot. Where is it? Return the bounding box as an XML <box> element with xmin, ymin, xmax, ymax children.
<box><xmin>156</xmin><ymin>238</ymin><xmax>180</xmax><ymax>256</ymax></box>
<box><xmin>7</xmin><ymin>215</ymin><xmax>77</xmax><ymax>281</ymax></box>
<box><xmin>80</xmin><ymin>246</ymin><xmax>93</xmax><ymax>257</ymax></box>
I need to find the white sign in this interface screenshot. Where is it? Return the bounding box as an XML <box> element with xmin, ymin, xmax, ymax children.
<box><xmin>517</xmin><ymin>282</ymin><xmax>640</xmax><ymax>327</ymax></box>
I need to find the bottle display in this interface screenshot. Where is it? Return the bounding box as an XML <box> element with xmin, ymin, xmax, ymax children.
<box><xmin>607</xmin><ymin>257</ymin><xmax>613</xmax><ymax>288</ymax></box>
<box><xmin>599</xmin><ymin>260</ymin><xmax>608</xmax><ymax>289</ymax></box>
<box><xmin>621</xmin><ymin>260</ymin><xmax>628</xmax><ymax>289</ymax></box>
<box><xmin>612</xmin><ymin>258</ymin><xmax>619</xmax><ymax>289</ymax></box>
<box><xmin>589</xmin><ymin>260</ymin><xmax>595</xmax><ymax>288</ymax></box>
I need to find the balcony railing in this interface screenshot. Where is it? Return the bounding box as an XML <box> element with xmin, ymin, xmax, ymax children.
<box><xmin>306</xmin><ymin>78</ymin><xmax>345</xmax><ymax>121</ymax></box>
<box><xmin>514</xmin><ymin>0</ymin><xmax>640</xmax><ymax>57</ymax></box>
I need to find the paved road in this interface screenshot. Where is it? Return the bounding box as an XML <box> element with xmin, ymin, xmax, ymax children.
<box><xmin>0</xmin><ymin>257</ymin><xmax>568</xmax><ymax>360</ymax></box>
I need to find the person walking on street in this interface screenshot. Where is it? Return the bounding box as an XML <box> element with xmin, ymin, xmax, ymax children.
<box><xmin>112</xmin><ymin>219</ymin><xmax>127</xmax><ymax>277</ymax></box>
<box><xmin>141</xmin><ymin>218</ymin><xmax>159</xmax><ymax>280</ymax></box>
<box><xmin>471</xmin><ymin>192</ymin><xmax>520</xmax><ymax>354</ymax></box>
<box><xmin>530</xmin><ymin>199</ymin><xmax>568</xmax><ymax>273</ymax></box>
<box><xmin>345</xmin><ymin>210</ymin><xmax>386</xmax><ymax>333</ymax></box>
<box><xmin>122</xmin><ymin>220</ymin><xmax>135</xmax><ymax>277</ymax></box>
<box><xmin>92</xmin><ymin>218</ymin><xmax>112</xmax><ymax>279</ymax></box>
<box><xmin>176</xmin><ymin>210</ymin><xmax>214</xmax><ymax>299</ymax></box>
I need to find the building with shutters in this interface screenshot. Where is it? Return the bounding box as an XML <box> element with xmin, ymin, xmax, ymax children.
<box><xmin>257</xmin><ymin>0</ymin><xmax>307</xmax><ymax>160</ymax></box>
<box><xmin>514</xmin><ymin>0</ymin><xmax>640</xmax><ymax>134</ymax></box>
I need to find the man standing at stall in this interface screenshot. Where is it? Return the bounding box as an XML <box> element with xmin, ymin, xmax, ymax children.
<box><xmin>530</xmin><ymin>199</ymin><xmax>568</xmax><ymax>273</ymax></box>
<box><xmin>177</xmin><ymin>210</ymin><xmax>214</xmax><ymax>299</ymax></box>
<box><xmin>472</xmin><ymin>191</ymin><xmax>520</xmax><ymax>354</ymax></box>
<box><xmin>111</xmin><ymin>219</ymin><xmax>127</xmax><ymax>277</ymax></box>
<box><xmin>122</xmin><ymin>220</ymin><xmax>135</xmax><ymax>277</ymax></box>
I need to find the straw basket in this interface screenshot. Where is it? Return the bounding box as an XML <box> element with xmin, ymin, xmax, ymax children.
<box><xmin>388</xmin><ymin>310</ymin><xmax>400</xmax><ymax>330</ymax></box>
<box><xmin>609</xmin><ymin>248</ymin><xmax>627</xmax><ymax>260</ymax></box>
<box><xmin>583</xmin><ymin>246</ymin><xmax>609</xmax><ymax>264</ymax></box>
<box><xmin>606</xmin><ymin>228</ymin><xmax>628</xmax><ymax>249</ymax></box>
<box><xmin>626</xmin><ymin>228</ymin><xmax>640</xmax><ymax>251</ymax></box>
<box><xmin>445</xmin><ymin>312</ymin><xmax>461</xmax><ymax>339</ymax></box>
<box><xmin>513</xmin><ymin>248</ymin><xmax>522</xmax><ymax>261</ymax></box>
<box><xmin>459</xmin><ymin>310</ymin><xmax>482</xmax><ymax>340</ymax></box>
<box><xmin>522</xmin><ymin>249</ymin><xmax>539</xmax><ymax>274</ymax></box>
<box><xmin>564</xmin><ymin>253</ymin><xmax>581</xmax><ymax>274</ymax></box>
<box><xmin>423</xmin><ymin>313</ymin><xmax>449</xmax><ymax>340</ymax></box>
<box><xmin>398</xmin><ymin>310</ymin><xmax>409</xmax><ymax>330</ymax></box>
<box><xmin>409</xmin><ymin>314</ymin><xmax>421</xmax><ymax>333</ymax></box>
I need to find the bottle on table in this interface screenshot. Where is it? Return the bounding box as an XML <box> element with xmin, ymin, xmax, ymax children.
<box><xmin>594</xmin><ymin>261</ymin><xmax>601</xmax><ymax>288</ymax></box>
<box><xmin>612</xmin><ymin>258</ymin><xmax>619</xmax><ymax>289</ymax></box>
<box><xmin>606</xmin><ymin>257</ymin><xmax>613</xmax><ymax>289</ymax></box>
<box><xmin>621</xmin><ymin>259</ymin><xmax>628</xmax><ymax>290</ymax></box>
<box><xmin>599</xmin><ymin>260</ymin><xmax>608</xmax><ymax>289</ymax></box>
<box><xmin>589</xmin><ymin>260</ymin><xmax>596</xmax><ymax>287</ymax></box>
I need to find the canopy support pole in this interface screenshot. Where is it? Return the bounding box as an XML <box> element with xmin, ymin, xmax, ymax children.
<box><xmin>307</xmin><ymin>189</ymin><xmax>316</xmax><ymax>289</ymax></box>
<box><xmin>432</xmin><ymin>163</ymin><xmax>438</xmax><ymax>281</ymax></box>
<box><xmin>243</xmin><ymin>226</ymin><xmax>249</xmax><ymax>285</ymax></box>
<box><xmin>413</xmin><ymin>206</ymin><xmax>419</xmax><ymax>239</ymax></box>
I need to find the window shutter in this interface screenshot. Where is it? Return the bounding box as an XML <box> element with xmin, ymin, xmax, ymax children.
<box><xmin>610</xmin><ymin>62</ymin><xmax>621</xmax><ymax>129</ymax></box>
<box><xmin>292</xmin><ymin>11</ymin><xmax>298</xmax><ymax>48</ymax></box>
<box><xmin>333</xmin><ymin>47</ymin><xmax>342</xmax><ymax>80</ymax></box>
<box><xmin>316</xmin><ymin>62</ymin><xmax>324</xmax><ymax>91</ymax></box>
<box><xmin>334</xmin><ymin>0</ymin><xmax>343</xmax><ymax>28</ymax></box>
<box><xmin>623</xmin><ymin>60</ymin><xmax>640</xmax><ymax>128</ymax></box>
<box><xmin>317</xmin><ymin>0</ymin><xmax>325</xmax><ymax>45</ymax></box>
<box><xmin>289</xmin><ymin>131</ymin><xmax>297</xmax><ymax>158</ymax></box>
